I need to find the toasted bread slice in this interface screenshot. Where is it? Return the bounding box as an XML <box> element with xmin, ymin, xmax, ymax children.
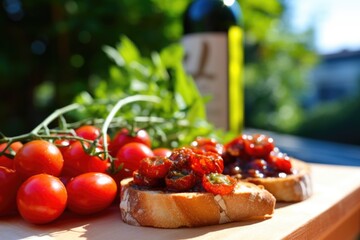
<box><xmin>119</xmin><ymin>178</ymin><xmax>276</xmax><ymax>228</ymax></box>
<box><xmin>244</xmin><ymin>158</ymin><xmax>312</xmax><ymax>202</ymax></box>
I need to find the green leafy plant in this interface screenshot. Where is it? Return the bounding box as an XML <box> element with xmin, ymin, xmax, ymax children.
<box><xmin>71</xmin><ymin>36</ymin><xmax>220</xmax><ymax>148</ymax></box>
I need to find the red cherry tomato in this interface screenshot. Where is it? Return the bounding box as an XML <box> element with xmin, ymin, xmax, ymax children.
<box><xmin>17</xmin><ymin>174</ymin><xmax>67</xmax><ymax>224</ymax></box>
<box><xmin>14</xmin><ymin>140</ymin><xmax>64</xmax><ymax>180</ymax></box>
<box><xmin>165</xmin><ymin>169</ymin><xmax>196</xmax><ymax>192</ymax></box>
<box><xmin>0</xmin><ymin>142</ymin><xmax>23</xmax><ymax>169</ymax></box>
<box><xmin>191</xmin><ymin>137</ymin><xmax>224</xmax><ymax>155</ymax></box>
<box><xmin>54</xmin><ymin>137</ymin><xmax>71</xmax><ymax>157</ymax></box>
<box><xmin>138</xmin><ymin>156</ymin><xmax>172</xmax><ymax>178</ymax></box>
<box><xmin>224</xmin><ymin>134</ymin><xmax>247</xmax><ymax>157</ymax></box>
<box><xmin>109</xmin><ymin>142</ymin><xmax>153</xmax><ymax>192</ymax></box>
<box><xmin>66</xmin><ymin>172</ymin><xmax>117</xmax><ymax>215</ymax></box>
<box><xmin>115</xmin><ymin>142</ymin><xmax>154</xmax><ymax>177</ymax></box>
<box><xmin>153</xmin><ymin>148</ymin><xmax>172</xmax><ymax>158</ymax></box>
<box><xmin>190</xmin><ymin>150</ymin><xmax>224</xmax><ymax>176</ymax></box>
<box><xmin>0</xmin><ymin>166</ymin><xmax>22</xmax><ymax>216</ymax></box>
<box><xmin>246</xmin><ymin>158</ymin><xmax>268</xmax><ymax>171</ymax></box>
<box><xmin>133</xmin><ymin>170</ymin><xmax>163</xmax><ymax>187</ymax></box>
<box><xmin>62</xmin><ymin>141</ymin><xmax>109</xmax><ymax>177</ymax></box>
<box><xmin>109</xmin><ymin>128</ymin><xmax>151</xmax><ymax>157</ymax></box>
<box><xmin>168</xmin><ymin>147</ymin><xmax>193</xmax><ymax>170</ymax></box>
<box><xmin>268</xmin><ymin>151</ymin><xmax>293</xmax><ymax>174</ymax></box>
<box><xmin>243</xmin><ymin>134</ymin><xmax>275</xmax><ymax>158</ymax></box>
<box><xmin>75</xmin><ymin>125</ymin><xmax>111</xmax><ymax>146</ymax></box>
<box><xmin>202</xmin><ymin>173</ymin><xmax>236</xmax><ymax>195</ymax></box>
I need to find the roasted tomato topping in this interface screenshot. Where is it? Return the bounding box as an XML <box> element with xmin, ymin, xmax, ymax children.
<box><xmin>223</xmin><ymin>135</ymin><xmax>246</xmax><ymax>157</ymax></box>
<box><xmin>190</xmin><ymin>137</ymin><xmax>224</xmax><ymax>155</ymax></box>
<box><xmin>243</xmin><ymin>134</ymin><xmax>275</xmax><ymax>158</ymax></box>
<box><xmin>168</xmin><ymin>147</ymin><xmax>193</xmax><ymax>170</ymax></box>
<box><xmin>139</xmin><ymin>156</ymin><xmax>172</xmax><ymax>178</ymax></box>
<box><xmin>222</xmin><ymin>134</ymin><xmax>293</xmax><ymax>178</ymax></box>
<box><xmin>133</xmin><ymin>132</ymin><xmax>292</xmax><ymax>194</ymax></box>
<box><xmin>133</xmin><ymin>170</ymin><xmax>163</xmax><ymax>187</ymax></box>
<box><xmin>165</xmin><ymin>169</ymin><xmax>196</xmax><ymax>192</ymax></box>
<box><xmin>268</xmin><ymin>151</ymin><xmax>292</xmax><ymax>175</ymax></box>
<box><xmin>202</xmin><ymin>173</ymin><xmax>236</xmax><ymax>195</ymax></box>
<box><xmin>190</xmin><ymin>151</ymin><xmax>224</xmax><ymax>176</ymax></box>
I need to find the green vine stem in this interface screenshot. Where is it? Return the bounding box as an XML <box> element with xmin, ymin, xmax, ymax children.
<box><xmin>0</xmin><ymin>95</ymin><xmax>163</xmax><ymax>161</ymax></box>
<box><xmin>101</xmin><ymin>95</ymin><xmax>161</xmax><ymax>160</ymax></box>
<box><xmin>31</xmin><ymin>103</ymin><xmax>82</xmax><ymax>134</ymax></box>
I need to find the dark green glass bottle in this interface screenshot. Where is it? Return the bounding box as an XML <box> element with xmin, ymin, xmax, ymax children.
<box><xmin>182</xmin><ymin>0</ymin><xmax>244</xmax><ymax>133</ymax></box>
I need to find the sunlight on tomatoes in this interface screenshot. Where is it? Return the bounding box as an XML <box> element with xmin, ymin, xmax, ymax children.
<box><xmin>0</xmin><ymin>166</ymin><xmax>22</xmax><ymax>216</ymax></box>
<box><xmin>110</xmin><ymin>142</ymin><xmax>154</xmax><ymax>195</ymax></box>
<box><xmin>243</xmin><ymin>134</ymin><xmax>275</xmax><ymax>158</ymax></box>
<box><xmin>115</xmin><ymin>142</ymin><xmax>154</xmax><ymax>176</ymax></box>
<box><xmin>109</xmin><ymin>128</ymin><xmax>151</xmax><ymax>157</ymax></box>
<box><xmin>53</xmin><ymin>137</ymin><xmax>71</xmax><ymax>157</ymax></box>
<box><xmin>0</xmin><ymin>142</ymin><xmax>23</xmax><ymax>169</ymax></box>
<box><xmin>75</xmin><ymin>125</ymin><xmax>110</xmax><ymax>146</ymax></box>
<box><xmin>17</xmin><ymin>174</ymin><xmax>67</xmax><ymax>224</ymax></box>
<box><xmin>61</xmin><ymin>141</ymin><xmax>109</xmax><ymax>177</ymax></box>
<box><xmin>66</xmin><ymin>172</ymin><xmax>117</xmax><ymax>215</ymax></box>
<box><xmin>14</xmin><ymin>140</ymin><xmax>64</xmax><ymax>180</ymax></box>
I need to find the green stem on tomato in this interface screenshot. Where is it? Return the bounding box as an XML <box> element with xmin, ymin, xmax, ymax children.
<box><xmin>101</xmin><ymin>95</ymin><xmax>161</xmax><ymax>160</ymax></box>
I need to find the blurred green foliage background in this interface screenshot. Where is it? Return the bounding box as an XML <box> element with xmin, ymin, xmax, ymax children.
<box><xmin>1</xmin><ymin>0</ymin><xmax>359</xmax><ymax>145</ymax></box>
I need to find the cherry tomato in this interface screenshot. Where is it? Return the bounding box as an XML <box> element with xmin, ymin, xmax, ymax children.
<box><xmin>66</xmin><ymin>172</ymin><xmax>117</xmax><ymax>215</ymax></box>
<box><xmin>53</xmin><ymin>134</ymin><xmax>72</xmax><ymax>156</ymax></box>
<box><xmin>115</xmin><ymin>142</ymin><xmax>154</xmax><ymax>177</ymax></box>
<box><xmin>243</xmin><ymin>134</ymin><xmax>275</xmax><ymax>158</ymax></box>
<box><xmin>62</xmin><ymin>141</ymin><xmax>109</xmax><ymax>177</ymax></box>
<box><xmin>168</xmin><ymin>147</ymin><xmax>193</xmax><ymax>170</ymax></box>
<box><xmin>138</xmin><ymin>156</ymin><xmax>172</xmax><ymax>178</ymax></box>
<box><xmin>110</xmin><ymin>142</ymin><xmax>153</xmax><ymax>197</ymax></box>
<box><xmin>109</xmin><ymin>128</ymin><xmax>151</xmax><ymax>157</ymax></box>
<box><xmin>17</xmin><ymin>174</ymin><xmax>67</xmax><ymax>224</ymax></box>
<box><xmin>246</xmin><ymin>158</ymin><xmax>268</xmax><ymax>171</ymax></box>
<box><xmin>268</xmin><ymin>151</ymin><xmax>292</xmax><ymax>174</ymax></box>
<box><xmin>0</xmin><ymin>142</ymin><xmax>23</xmax><ymax>169</ymax></box>
<box><xmin>153</xmin><ymin>148</ymin><xmax>172</xmax><ymax>158</ymax></box>
<box><xmin>14</xmin><ymin>140</ymin><xmax>64</xmax><ymax>180</ymax></box>
<box><xmin>75</xmin><ymin>125</ymin><xmax>110</xmax><ymax>146</ymax></box>
<box><xmin>190</xmin><ymin>151</ymin><xmax>224</xmax><ymax>176</ymax></box>
<box><xmin>133</xmin><ymin>170</ymin><xmax>163</xmax><ymax>187</ymax></box>
<box><xmin>223</xmin><ymin>134</ymin><xmax>247</xmax><ymax>158</ymax></box>
<box><xmin>165</xmin><ymin>169</ymin><xmax>196</xmax><ymax>192</ymax></box>
<box><xmin>202</xmin><ymin>173</ymin><xmax>236</xmax><ymax>195</ymax></box>
<box><xmin>191</xmin><ymin>137</ymin><xmax>224</xmax><ymax>155</ymax></box>
<box><xmin>0</xmin><ymin>166</ymin><xmax>22</xmax><ymax>216</ymax></box>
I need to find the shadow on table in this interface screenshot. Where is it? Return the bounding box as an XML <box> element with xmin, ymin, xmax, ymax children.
<box><xmin>78</xmin><ymin>207</ymin><xmax>273</xmax><ymax>240</ymax></box>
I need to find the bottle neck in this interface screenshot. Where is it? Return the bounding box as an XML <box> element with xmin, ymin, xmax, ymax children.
<box><xmin>183</xmin><ymin>0</ymin><xmax>242</xmax><ymax>34</ymax></box>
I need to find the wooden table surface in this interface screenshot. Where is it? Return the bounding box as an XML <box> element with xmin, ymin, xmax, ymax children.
<box><xmin>1</xmin><ymin>162</ymin><xmax>359</xmax><ymax>240</ymax></box>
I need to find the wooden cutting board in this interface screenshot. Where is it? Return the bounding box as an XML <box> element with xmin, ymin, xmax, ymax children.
<box><xmin>1</xmin><ymin>163</ymin><xmax>359</xmax><ymax>240</ymax></box>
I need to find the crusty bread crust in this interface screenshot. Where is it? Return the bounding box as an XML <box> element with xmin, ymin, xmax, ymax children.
<box><xmin>120</xmin><ymin>178</ymin><xmax>276</xmax><ymax>228</ymax></box>
<box><xmin>244</xmin><ymin>159</ymin><xmax>312</xmax><ymax>202</ymax></box>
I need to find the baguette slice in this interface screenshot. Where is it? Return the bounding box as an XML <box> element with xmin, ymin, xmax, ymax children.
<box><xmin>120</xmin><ymin>178</ymin><xmax>276</xmax><ymax>228</ymax></box>
<box><xmin>244</xmin><ymin>158</ymin><xmax>312</xmax><ymax>202</ymax></box>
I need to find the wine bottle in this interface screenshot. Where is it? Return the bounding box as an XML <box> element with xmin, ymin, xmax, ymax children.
<box><xmin>182</xmin><ymin>0</ymin><xmax>244</xmax><ymax>133</ymax></box>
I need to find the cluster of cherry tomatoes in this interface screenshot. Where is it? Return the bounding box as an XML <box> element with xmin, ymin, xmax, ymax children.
<box><xmin>132</xmin><ymin>138</ymin><xmax>237</xmax><ymax>195</ymax></box>
<box><xmin>0</xmin><ymin>125</ymin><xmax>169</xmax><ymax>224</ymax></box>
<box><xmin>0</xmin><ymin>126</ymin><xmax>293</xmax><ymax>225</ymax></box>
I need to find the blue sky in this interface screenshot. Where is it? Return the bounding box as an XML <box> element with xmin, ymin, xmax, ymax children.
<box><xmin>290</xmin><ymin>0</ymin><xmax>360</xmax><ymax>54</ymax></box>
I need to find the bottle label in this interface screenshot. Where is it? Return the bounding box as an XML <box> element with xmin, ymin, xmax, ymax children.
<box><xmin>182</xmin><ymin>26</ymin><xmax>243</xmax><ymax>132</ymax></box>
